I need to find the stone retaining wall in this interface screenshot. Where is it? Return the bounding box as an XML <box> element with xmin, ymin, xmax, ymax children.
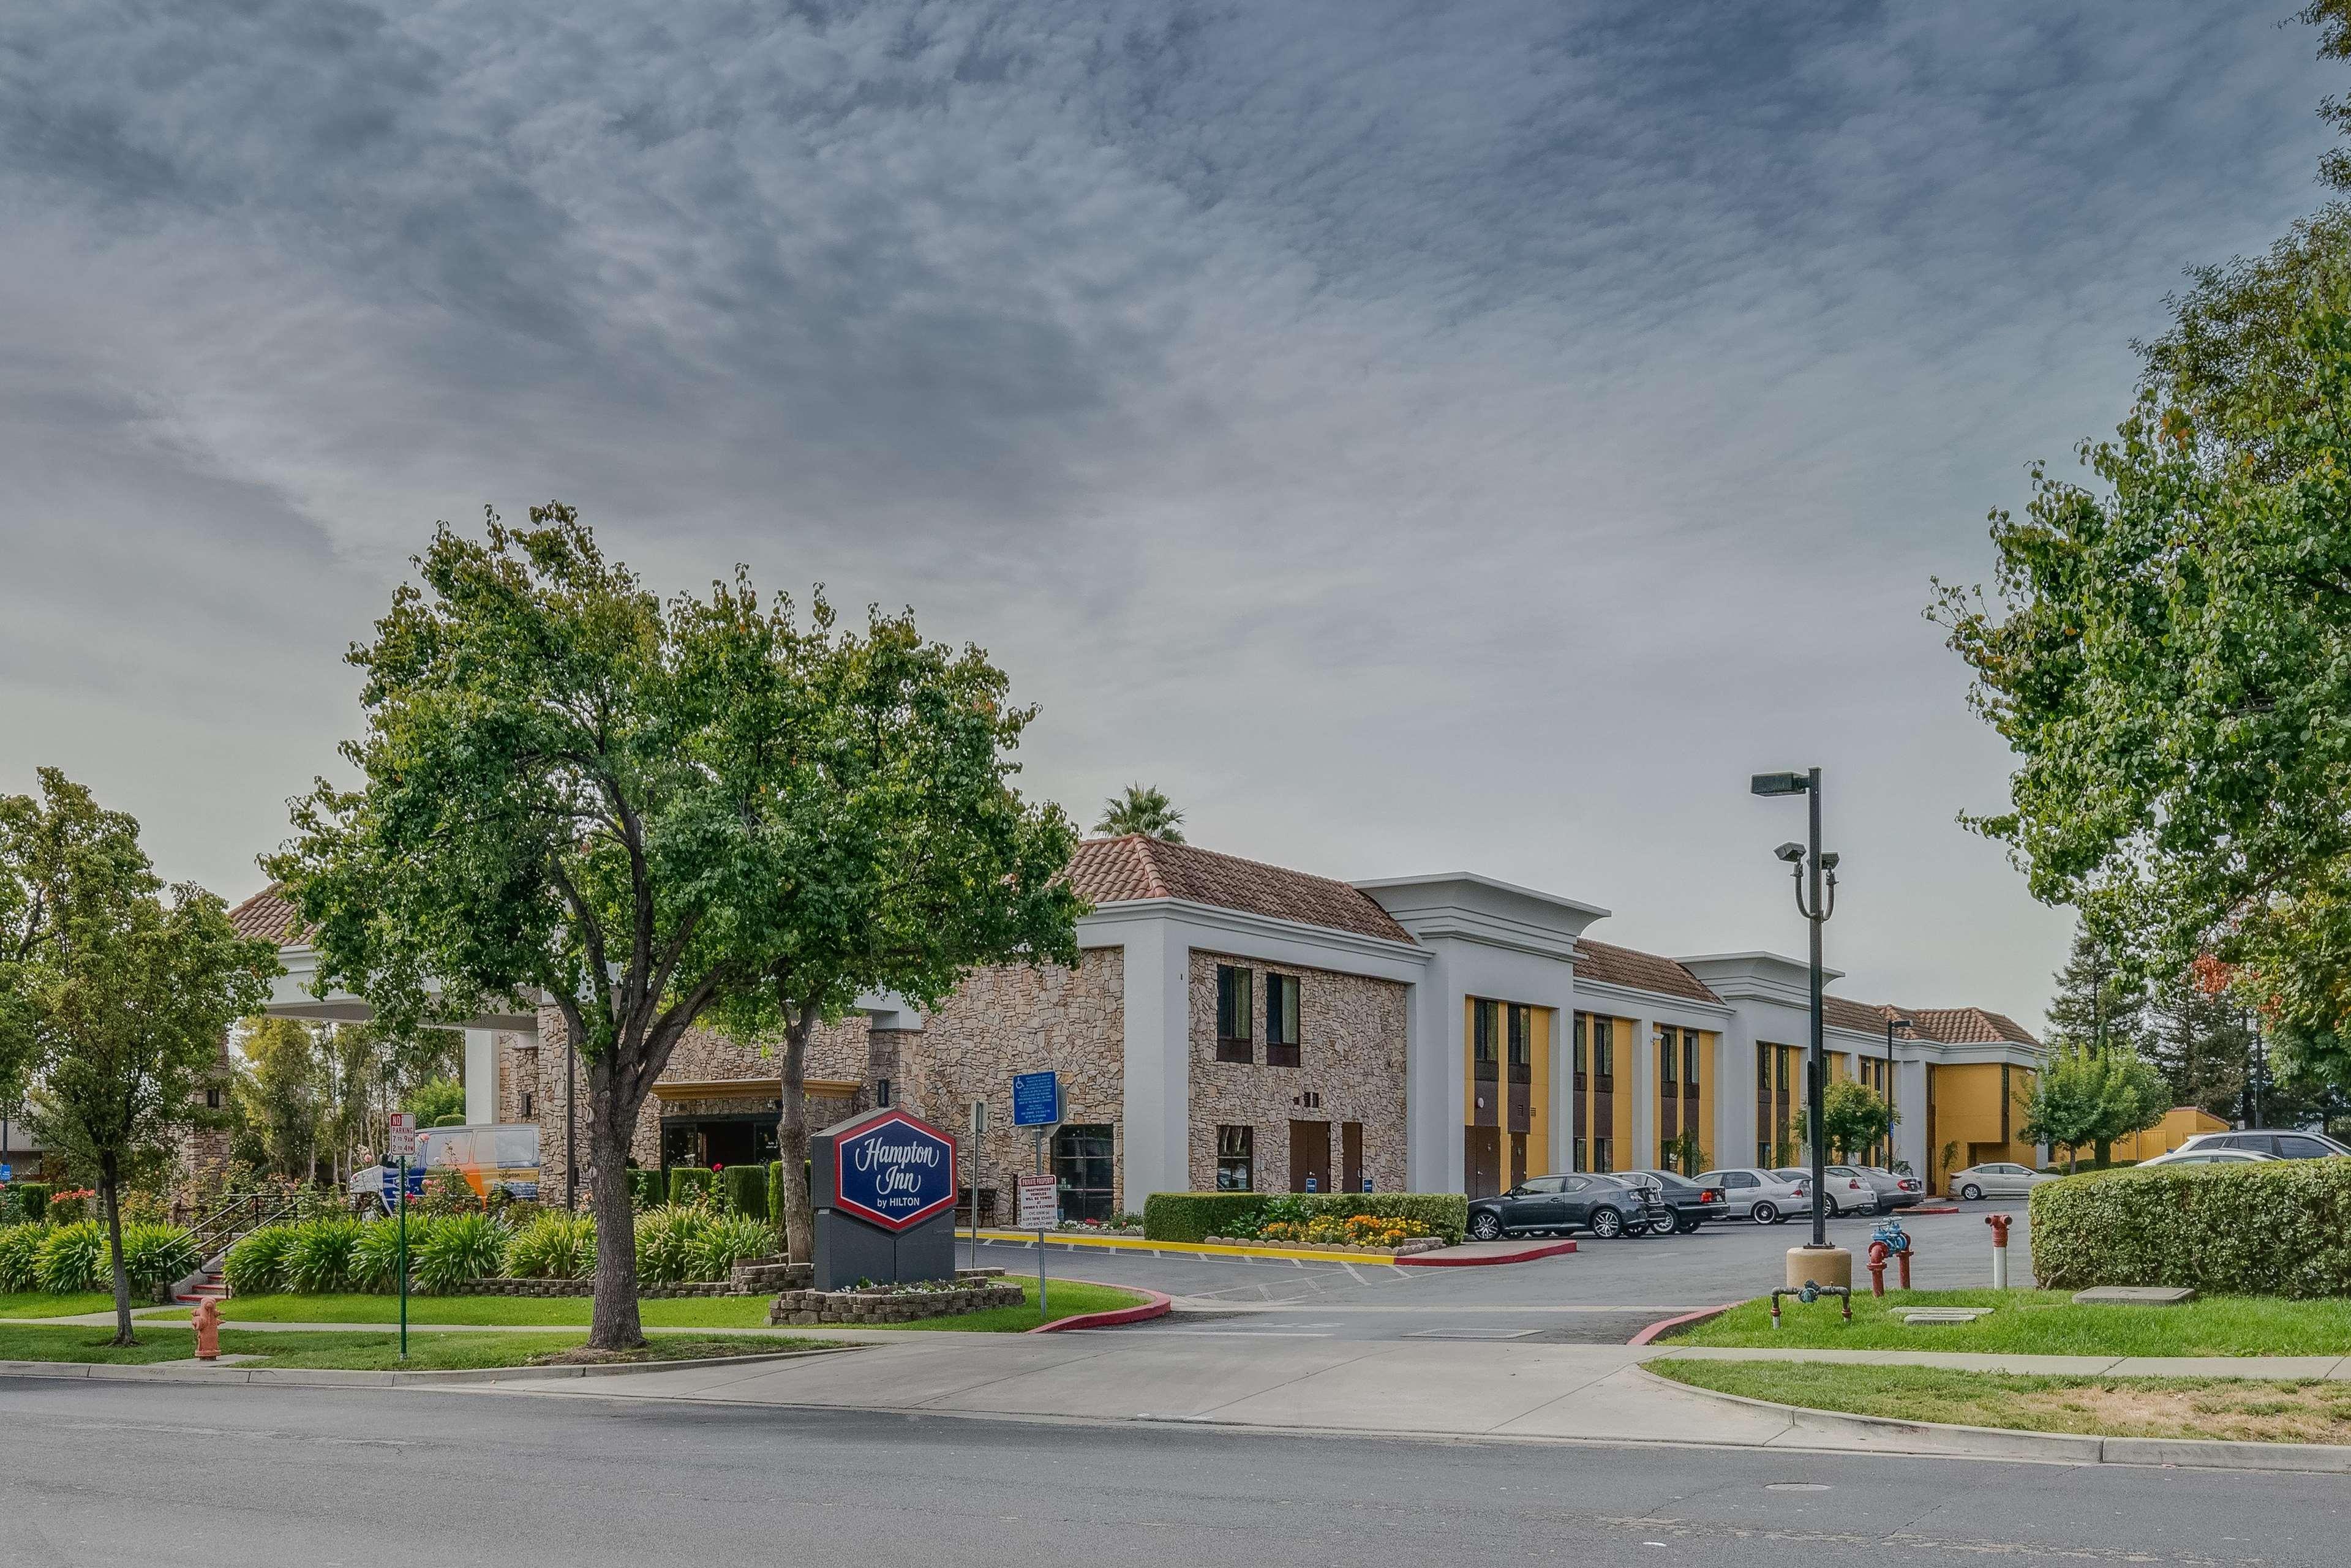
<box><xmin>767</xmin><ymin>1278</ymin><xmax>1023</xmax><ymax>1325</ymax></box>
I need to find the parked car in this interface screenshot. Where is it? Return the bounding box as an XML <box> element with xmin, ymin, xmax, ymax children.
<box><xmin>2136</xmin><ymin>1146</ymin><xmax>2278</xmax><ymax>1169</ymax></box>
<box><xmin>1946</xmin><ymin>1160</ymin><xmax>2058</xmax><ymax>1200</ymax></box>
<box><xmin>1694</xmin><ymin>1167</ymin><xmax>1808</xmax><ymax>1225</ymax></box>
<box><xmin>2173</xmin><ymin>1128</ymin><xmax>2351</xmax><ymax>1161</ymax></box>
<box><xmin>1851</xmin><ymin>1166</ymin><xmax>1927</xmax><ymax>1209</ymax></box>
<box><xmin>1773</xmin><ymin>1166</ymin><xmax>1879</xmax><ymax>1217</ymax></box>
<box><xmin>1465</xmin><ymin>1173</ymin><xmax>1671</xmax><ymax>1241</ymax></box>
<box><xmin>1624</xmin><ymin>1169</ymin><xmax>1729</xmax><ymax>1233</ymax></box>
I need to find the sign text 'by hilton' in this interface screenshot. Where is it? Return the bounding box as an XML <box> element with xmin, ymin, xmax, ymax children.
<box><xmin>831</xmin><ymin>1111</ymin><xmax>959</xmax><ymax>1232</ymax></box>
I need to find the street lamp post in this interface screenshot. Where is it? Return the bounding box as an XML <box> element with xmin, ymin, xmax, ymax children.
<box><xmin>1883</xmin><ymin>1014</ymin><xmax>1913</xmax><ymax>1168</ymax></box>
<box><xmin>1751</xmin><ymin>767</ymin><xmax>1845</xmax><ymax>1280</ymax></box>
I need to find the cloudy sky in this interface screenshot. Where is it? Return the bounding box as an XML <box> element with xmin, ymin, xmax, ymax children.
<box><xmin>2</xmin><ymin>2</ymin><xmax>2337</xmax><ymax>1029</ymax></box>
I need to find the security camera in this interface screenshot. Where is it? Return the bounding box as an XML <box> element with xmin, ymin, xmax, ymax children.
<box><xmin>1774</xmin><ymin>842</ymin><xmax>1805</xmax><ymax>864</ymax></box>
<box><xmin>1819</xmin><ymin>852</ymin><xmax>1840</xmax><ymax>871</ymax></box>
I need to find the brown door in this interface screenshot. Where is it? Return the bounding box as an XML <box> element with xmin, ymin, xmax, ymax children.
<box><xmin>1341</xmin><ymin>1121</ymin><xmax>1364</xmax><ymax>1193</ymax></box>
<box><xmin>1465</xmin><ymin>1125</ymin><xmax>1502</xmax><ymax>1199</ymax></box>
<box><xmin>1288</xmin><ymin>1119</ymin><xmax>1331</xmax><ymax>1193</ymax></box>
<box><xmin>1508</xmin><ymin>1131</ymin><xmax>1527</xmax><ymax>1190</ymax></box>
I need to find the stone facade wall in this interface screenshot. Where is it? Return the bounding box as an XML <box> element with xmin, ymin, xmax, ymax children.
<box><xmin>1185</xmin><ymin>949</ymin><xmax>1407</xmax><ymax>1195</ymax></box>
<box><xmin>497</xmin><ymin>1033</ymin><xmax>539</xmax><ymax>1124</ymax></box>
<box><xmin>898</xmin><ymin>948</ymin><xmax>1124</xmax><ymax>1217</ymax></box>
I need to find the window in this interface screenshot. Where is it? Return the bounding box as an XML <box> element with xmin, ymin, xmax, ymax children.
<box><xmin>520</xmin><ymin>1091</ymin><xmax>534</xmax><ymax>1119</ymax></box>
<box><xmin>1593</xmin><ymin>1016</ymin><xmax>1614</xmax><ymax>1079</ymax></box>
<box><xmin>1658</xmin><ymin>1027</ymin><xmax>1677</xmax><ymax>1086</ymax></box>
<box><xmin>1473</xmin><ymin>999</ymin><xmax>1500</xmax><ymax>1079</ymax></box>
<box><xmin>1521</xmin><ymin>1175</ymin><xmax>1565</xmax><ymax>1195</ymax></box>
<box><xmin>204</xmin><ymin>1087</ymin><xmax>222</xmax><ymax>1110</ymax></box>
<box><xmin>1683</xmin><ymin>1035</ymin><xmax>1701</xmax><ymax>1087</ymax></box>
<box><xmin>1216</xmin><ymin>965</ymin><xmax>1253</xmax><ymax>1063</ymax></box>
<box><xmin>1053</xmin><ymin>1124</ymin><xmax>1115</xmax><ymax>1222</ymax></box>
<box><xmin>1573</xmin><ymin>1014</ymin><xmax>1588</xmax><ymax>1078</ymax></box>
<box><xmin>2280</xmin><ymin>1136</ymin><xmax>2336</xmax><ymax>1158</ymax></box>
<box><xmin>1216</xmin><ymin>1125</ymin><xmax>1254</xmax><ymax>1191</ymax></box>
<box><xmin>1265</xmin><ymin>973</ymin><xmax>1301</xmax><ymax>1067</ymax></box>
<box><xmin>1507</xmin><ymin>1004</ymin><xmax>1531</xmax><ymax>1084</ymax></box>
<box><xmin>1723</xmin><ymin>1171</ymin><xmax>1756</xmax><ymax>1189</ymax></box>
<box><xmin>1572</xmin><ymin>1136</ymin><xmax>1587</xmax><ymax>1171</ymax></box>
<box><xmin>1590</xmin><ymin>1136</ymin><xmax>1614</xmax><ymax>1173</ymax></box>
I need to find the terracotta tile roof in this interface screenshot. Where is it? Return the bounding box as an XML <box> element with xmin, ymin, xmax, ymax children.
<box><xmin>1065</xmin><ymin>836</ymin><xmax>1415</xmax><ymax>944</ymax></box>
<box><xmin>1571</xmin><ymin>939</ymin><xmax>1721</xmax><ymax>1004</ymax></box>
<box><xmin>1904</xmin><ymin>1006</ymin><xmax>2039</xmax><ymax>1047</ymax></box>
<box><xmin>227</xmin><ymin>885</ymin><xmax>301</xmax><ymax>945</ymax></box>
<box><xmin>1822</xmin><ymin>996</ymin><xmax>1901</xmax><ymax>1035</ymax></box>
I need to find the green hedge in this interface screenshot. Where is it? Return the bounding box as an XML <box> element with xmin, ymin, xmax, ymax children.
<box><xmin>627</xmin><ymin>1169</ymin><xmax>666</xmax><ymax>1209</ymax></box>
<box><xmin>720</xmin><ymin>1164</ymin><xmax>767</xmax><ymax>1218</ymax></box>
<box><xmin>667</xmin><ymin>1166</ymin><xmax>716</xmax><ymax>1207</ymax></box>
<box><xmin>2030</xmin><ymin>1158</ymin><xmax>2351</xmax><ymax>1297</ymax></box>
<box><xmin>1142</xmin><ymin>1191</ymin><xmax>1468</xmax><ymax>1245</ymax></box>
<box><xmin>3</xmin><ymin>1181</ymin><xmax>51</xmax><ymax>1223</ymax></box>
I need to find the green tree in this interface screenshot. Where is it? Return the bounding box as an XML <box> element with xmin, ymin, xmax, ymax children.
<box><xmin>2018</xmin><ymin>1047</ymin><xmax>2169</xmax><ymax>1172</ymax></box>
<box><xmin>679</xmin><ymin>573</ymin><xmax>1085</xmax><ymax>1264</ymax></box>
<box><xmin>0</xmin><ymin>770</ymin><xmax>276</xmax><ymax>1342</ymax></box>
<box><xmin>1793</xmin><ymin>1079</ymin><xmax>1894</xmax><ymax>1163</ymax></box>
<box><xmin>1093</xmin><ymin>784</ymin><xmax>1185</xmax><ymax>842</ymax></box>
<box><xmin>2045</xmin><ymin>926</ymin><xmax>2151</xmax><ymax>1060</ymax></box>
<box><xmin>404</xmin><ymin>1076</ymin><xmax>466</xmax><ymax>1128</ymax></box>
<box><xmin>235</xmin><ymin>1016</ymin><xmax>326</xmax><ymax>1181</ymax></box>
<box><xmin>268</xmin><ymin>506</ymin><xmax>1077</xmax><ymax>1348</ymax></box>
<box><xmin>2148</xmin><ymin>959</ymin><xmax>2255</xmax><ymax>1120</ymax></box>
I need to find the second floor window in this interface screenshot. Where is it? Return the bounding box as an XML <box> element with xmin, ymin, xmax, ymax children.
<box><xmin>1659</xmin><ymin>1026</ymin><xmax>1678</xmax><ymax>1086</ymax></box>
<box><xmin>1573</xmin><ymin>1013</ymin><xmax>1587</xmax><ymax>1078</ymax></box>
<box><xmin>1473</xmin><ymin>999</ymin><xmax>1499</xmax><ymax>1079</ymax></box>
<box><xmin>1507</xmin><ymin>1004</ymin><xmax>1531</xmax><ymax>1084</ymax></box>
<box><xmin>1683</xmin><ymin>1034</ymin><xmax>1702</xmax><ymax>1088</ymax></box>
<box><xmin>1593</xmin><ymin>1016</ymin><xmax>1614</xmax><ymax>1081</ymax></box>
<box><xmin>1265</xmin><ymin>973</ymin><xmax>1301</xmax><ymax>1067</ymax></box>
<box><xmin>1216</xmin><ymin>964</ymin><xmax>1253</xmax><ymax>1063</ymax></box>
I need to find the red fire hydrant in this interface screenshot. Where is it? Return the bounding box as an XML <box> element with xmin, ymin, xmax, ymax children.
<box><xmin>1865</xmin><ymin>1218</ymin><xmax>1914</xmax><ymax>1296</ymax></box>
<box><xmin>1985</xmin><ymin>1212</ymin><xmax>2012</xmax><ymax>1290</ymax></box>
<box><xmin>192</xmin><ymin>1297</ymin><xmax>222</xmax><ymax>1362</ymax></box>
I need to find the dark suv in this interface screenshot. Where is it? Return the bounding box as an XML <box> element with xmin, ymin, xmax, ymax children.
<box><xmin>1466</xmin><ymin>1174</ymin><xmax>1671</xmax><ymax>1241</ymax></box>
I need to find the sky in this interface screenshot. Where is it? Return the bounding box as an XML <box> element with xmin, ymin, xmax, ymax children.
<box><xmin>1</xmin><ymin>2</ymin><xmax>2339</xmax><ymax>1032</ymax></box>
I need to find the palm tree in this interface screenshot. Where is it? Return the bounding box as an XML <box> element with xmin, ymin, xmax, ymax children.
<box><xmin>1094</xmin><ymin>784</ymin><xmax>1186</xmax><ymax>842</ymax></box>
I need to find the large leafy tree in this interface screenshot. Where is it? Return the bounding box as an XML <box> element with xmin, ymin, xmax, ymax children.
<box><xmin>2018</xmin><ymin>1047</ymin><xmax>2169</xmax><ymax>1172</ymax></box>
<box><xmin>1794</xmin><ymin>1079</ymin><xmax>1894</xmax><ymax>1163</ymax></box>
<box><xmin>270</xmin><ymin>506</ymin><xmax>1078</xmax><ymax>1347</ymax></box>
<box><xmin>1</xmin><ymin>770</ymin><xmax>276</xmax><ymax>1343</ymax></box>
<box><xmin>234</xmin><ymin>1016</ymin><xmax>325</xmax><ymax>1181</ymax></box>
<box><xmin>682</xmin><ymin>574</ymin><xmax>1085</xmax><ymax>1264</ymax></box>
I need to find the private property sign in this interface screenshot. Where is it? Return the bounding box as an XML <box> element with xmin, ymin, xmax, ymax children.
<box><xmin>831</xmin><ymin>1109</ymin><xmax>960</xmax><ymax>1233</ymax></box>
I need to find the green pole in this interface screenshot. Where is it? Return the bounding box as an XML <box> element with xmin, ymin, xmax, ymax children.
<box><xmin>397</xmin><ymin>1153</ymin><xmax>408</xmax><ymax>1361</ymax></box>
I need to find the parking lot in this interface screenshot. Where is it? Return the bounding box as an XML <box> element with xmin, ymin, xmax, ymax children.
<box><xmin>983</xmin><ymin>1199</ymin><xmax>2034</xmax><ymax>1343</ymax></box>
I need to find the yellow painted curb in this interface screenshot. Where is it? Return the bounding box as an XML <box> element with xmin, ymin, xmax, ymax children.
<box><xmin>971</xmin><ymin>1229</ymin><xmax>1402</xmax><ymax>1266</ymax></box>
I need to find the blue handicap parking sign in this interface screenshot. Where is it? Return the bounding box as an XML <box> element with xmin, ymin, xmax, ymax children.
<box><xmin>1011</xmin><ymin>1071</ymin><xmax>1061</xmax><ymax>1127</ymax></box>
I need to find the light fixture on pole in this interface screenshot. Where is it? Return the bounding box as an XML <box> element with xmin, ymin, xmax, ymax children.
<box><xmin>1751</xmin><ymin>765</ymin><xmax>1847</xmax><ymax>1292</ymax></box>
<box><xmin>1883</xmin><ymin>1015</ymin><xmax>1913</xmax><ymax>1168</ymax></box>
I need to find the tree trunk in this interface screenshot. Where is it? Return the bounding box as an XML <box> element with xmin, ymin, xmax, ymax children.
<box><xmin>583</xmin><ymin>1071</ymin><xmax>645</xmax><ymax>1351</ymax></box>
<box><xmin>2093</xmin><ymin>1138</ymin><xmax>2112</xmax><ymax>1168</ymax></box>
<box><xmin>100</xmin><ymin>1155</ymin><xmax>135</xmax><ymax>1346</ymax></box>
<box><xmin>777</xmin><ymin>996</ymin><xmax>817</xmax><ymax>1266</ymax></box>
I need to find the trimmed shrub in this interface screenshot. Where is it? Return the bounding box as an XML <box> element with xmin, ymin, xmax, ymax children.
<box><xmin>0</xmin><ymin>1221</ymin><xmax>48</xmax><ymax>1291</ymax></box>
<box><xmin>2031</xmin><ymin>1158</ymin><xmax>2351</xmax><ymax>1296</ymax></box>
<box><xmin>1144</xmin><ymin>1191</ymin><xmax>1469</xmax><ymax>1246</ymax></box>
<box><xmin>687</xmin><ymin>1213</ymin><xmax>775</xmax><ymax>1281</ymax></box>
<box><xmin>412</xmin><ymin>1212</ymin><xmax>510</xmax><ymax>1294</ymax></box>
<box><xmin>768</xmin><ymin>1161</ymin><xmax>786</xmax><ymax>1223</ymax></box>
<box><xmin>285</xmin><ymin>1217</ymin><xmax>367</xmax><ymax>1294</ymax></box>
<box><xmin>118</xmin><ymin>1223</ymin><xmax>201</xmax><ymax>1294</ymax></box>
<box><xmin>634</xmin><ymin>1206</ymin><xmax>704</xmax><ymax>1285</ymax></box>
<box><xmin>628</xmin><ymin>1169</ymin><xmax>666</xmax><ymax>1210</ymax></box>
<box><xmin>667</xmin><ymin>1167</ymin><xmax>716</xmax><ymax>1208</ymax></box>
<box><xmin>720</xmin><ymin>1164</ymin><xmax>767</xmax><ymax>1219</ymax></box>
<box><xmin>36</xmin><ymin>1220</ymin><xmax>104</xmax><ymax>1292</ymax></box>
<box><xmin>3</xmin><ymin>1181</ymin><xmax>51</xmax><ymax>1224</ymax></box>
<box><xmin>224</xmin><ymin>1223</ymin><xmax>301</xmax><ymax>1295</ymax></box>
<box><xmin>506</xmin><ymin>1212</ymin><xmax>597</xmax><ymax>1280</ymax></box>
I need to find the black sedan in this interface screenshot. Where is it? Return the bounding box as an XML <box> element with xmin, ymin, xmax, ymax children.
<box><xmin>1465</xmin><ymin>1173</ymin><xmax>1672</xmax><ymax>1241</ymax></box>
<box><xmin>1623</xmin><ymin>1169</ymin><xmax>1730</xmax><ymax>1233</ymax></box>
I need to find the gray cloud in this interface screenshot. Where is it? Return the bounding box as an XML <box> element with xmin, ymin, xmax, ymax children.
<box><xmin>0</xmin><ymin>0</ymin><xmax>2338</xmax><ymax>1027</ymax></box>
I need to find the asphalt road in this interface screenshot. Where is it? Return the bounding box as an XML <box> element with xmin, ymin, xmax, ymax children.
<box><xmin>2</xmin><ymin>1376</ymin><xmax>2339</xmax><ymax>1567</ymax></box>
<box><xmin>984</xmin><ymin>1201</ymin><xmax>2033</xmax><ymax>1341</ymax></box>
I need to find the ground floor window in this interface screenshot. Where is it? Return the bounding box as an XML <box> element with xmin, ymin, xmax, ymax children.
<box><xmin>1216</xmin><ymin>1124</ymin><xmax>1254</xmax><ymax>1191</ymax></box>
<box><xmin>660</xmin><ymin>1114</ymin><xmax>778</xmax><ymax>1173</ymax></box>
<box><xmin>1573</xmin><ymin>1136</ymin><xmax>1587</xmax><ymax>1172</ymax></box>
<box><xmin>1053</xmin><ymin>1123</ymin><xmax>1115</xmax><ymax>1221</ymax></box>
<box><xmin>1590</xmin><ymin>1136</ymin><xmax>1614</xmax><ymax>1173</ymax></box>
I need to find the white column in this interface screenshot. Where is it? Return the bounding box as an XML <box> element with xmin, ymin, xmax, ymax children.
<box><xmin>1894</xmin><ymin>1058</ymin><xmax>1930</xmax><ymax>1178</ymax></box>
<box><xmin>1628</xmin><ymin>1016</ymin><xmax>1655</xmax><ymax>1169</ymax></box>
<box><xmin>1119</xmin><ymin>926</ymin><xmax>1192</xmax><ymax>1203</ymax></box>
<box><xmin>1409</xmin><ymin>961</ymin><xmax>1466</xmax><ymax>1194</ymax></box>
<box><xmin>1547</xmin><ymin>1006</ymin><xmax>1573</xmax><ymax>1177</ymax></box>
<box><xmin>1714</xmin><ymin>1022</ymin><xmax>1751</xmax><ymax>1173</ymax></box>
<box><xmin>464</xmin><ymin>1028</ymin><xmax>497</xmax><ymax>1125</ymax></box>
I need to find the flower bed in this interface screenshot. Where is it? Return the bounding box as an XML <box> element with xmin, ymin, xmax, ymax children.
<box><xmin>768</xmin><ymin>1275</ymin><xmax>1023</xmax><ymax>1326</ymax></box>
<box><xmin>1204</xmin><ymin>1233</ymin><xmax>1447</xmax><ymax>1258</ymax></box>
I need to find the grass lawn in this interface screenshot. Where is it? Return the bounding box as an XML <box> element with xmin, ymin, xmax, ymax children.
<box><xmin>0</xmin><ymin>1322</ymin><xmax>835</xmax><ymax>1370</ymax></box>
<box><xmin>875</xmin><ymin>1277</ymin><xmax>1147</xmax><ymax>1332</ymax></box>
<box><xmin>0</xmin><ymin>1291</ymin><xmax>140</xmax><ymax>1319</ymax></box>
<box><xmin>152</xmin><ymin>1277</ymin><xmax>1150</xmax><ymax>1333</ymax></box>
<box><xmin>1664</xmin><ymin>1289</ymin><xmax>2351</xmax><ymax>1358</ymax></box>
<box><xmin>1651</xmin><ymin>1358</ymin><xmax>2351</xmax><ymax>1446</ymax></box>
<box><xmin>150</xmin><ymin>1293</ymin><xmax>775</xmax><ymax>1329</ymax></box>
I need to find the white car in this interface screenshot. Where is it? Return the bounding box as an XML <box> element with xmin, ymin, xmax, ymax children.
<box><xmin>1772</xmin><ymin>1165</ymin><xmax>1884</xmax><ymax>1217</ymax></box>
<box><xmin>1947</xmin><ymin>1161</ymin><xmax>2058</xmax><ymax>1200</ymax></box>
<box><xmin>2172</xmin><ymin>1128</ymin><xmax>2350</xmax><ymax>1161</ymax></box>
<box><xmin>1694</xmin><ymin>1167</ymin><xmax>1808</xmax><ymax>1225</ymax></box>
<box><xmin>2136</xmin><ymin>1147</ymin><xmax>2277</xmax><ymax>1169</ymax></box>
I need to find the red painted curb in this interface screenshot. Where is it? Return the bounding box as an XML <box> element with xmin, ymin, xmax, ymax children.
<box><xmin>1902</xmin><ymin>1204</ymin><xmax>1961</xmax><ymax>1215</ymax></box>
<box><xmin>1026</xmin><ymin>1283</ymin><xmax>1173</xmax><ymax>1333</ymax></box>
<box><xmin>1394</xmin><ymin>1239</ymin><xmax>1579</xmax><ymax>1268</ymax></box>
<box><xmin>1628</xmin><ymin>1299</ymin><xmax>1745</xmax><ymax>1346</ymax></box>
